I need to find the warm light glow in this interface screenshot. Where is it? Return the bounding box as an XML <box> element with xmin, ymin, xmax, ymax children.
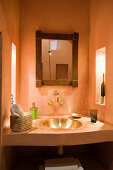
<box><xmin>96</xmin><ymin>47</ymin><xmax>106</xmax><ymax>104</ymax></box>
<box><xmin>11</xmin><ymin>43</ymin><xmax>16</xmax><ymax>104</ymax></box>
<box><xmin>4</xmin><ymin>119</ymin><xmax>10</xmax><ymax>129</ymax></box>
<box><xmin>49</xmin><ymin>40</ymin><xmax>59</xmax><ymax>50</ymax></box>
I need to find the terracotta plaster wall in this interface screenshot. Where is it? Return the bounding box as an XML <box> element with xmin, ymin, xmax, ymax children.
<box><xmin>89</xmin><ymin>0</ymin><xmax>113</xmax><ymax>124</ymax></box>
<box><xmin>0</xmin><ymin>0</ymin><xmax>20</xmax><ymax>129</ymax></box>
<box><xmin>19</xmin><ymin>0</ymin><xmax>90</xmax><ymax>116</ymax></box>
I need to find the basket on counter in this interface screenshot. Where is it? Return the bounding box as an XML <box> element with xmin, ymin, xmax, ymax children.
<box><xmin>10</xmin><ymin>114</ymin><xmax>33</xmax><ymax>132</ymax></box>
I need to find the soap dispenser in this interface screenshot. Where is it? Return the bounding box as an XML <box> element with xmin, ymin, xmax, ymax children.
<box><xmin>30</xmin><ymin>102</ymin><xmax>38</xmax><ymax>119</ymax></box>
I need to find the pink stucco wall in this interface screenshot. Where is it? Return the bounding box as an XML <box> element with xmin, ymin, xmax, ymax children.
<box><xmin>19</xmin><ymin>0</ymin><xmax>90</xmax><ymax>116</ymax></box>
<box><xmin>0</xmin><ymin>0</ymin><xmax>20</xmax><ymax>168</ymax></box>
<box><xmin>89</xmin><ymin>0</ymin><xmax>113</xmax><ymax>124</ymax></box>
<box><xmin>0</xmin><ymin>0</ymin><xmax>20</xmax><ymax>125</ymax></box>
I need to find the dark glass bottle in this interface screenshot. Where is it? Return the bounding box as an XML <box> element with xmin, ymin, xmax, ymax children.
<box><xmin>101</xmin><ymin>74</ymin><xmax>105</xmax><ymax>104</ymax></box>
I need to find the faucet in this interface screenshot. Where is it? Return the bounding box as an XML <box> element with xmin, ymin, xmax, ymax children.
<box><xmin>53</xmin><ymin>90</ymin><xmax>59</xmax><ymax>103</ymax></box>
<box><xmin>48</xmin><ymin>99</ymin><xmax>53</xmax><ymax>106</ymax></box>
<box><xmin>48</xmin><ymin>90</ymin><xmax>64</xmax><ymax>106</ymax></box>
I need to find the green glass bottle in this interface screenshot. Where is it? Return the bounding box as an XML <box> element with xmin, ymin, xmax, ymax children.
<box><xmin>30</xmin><ymin>102</ymin><xmax>38</xmax><ymax>119</ymax></box>
<box><xmin>101</xmin><ymin>74</ymin><xmax>105</xmax><ymax>104</ymax></box>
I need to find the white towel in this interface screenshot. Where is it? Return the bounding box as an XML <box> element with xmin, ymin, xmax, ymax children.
<box><xmin>76</xmin><ymin>159</ymin><xmax>84</xmax><ymax>170</ymax></box>
<box><xmin>45</xmin><ymin>157</ymin><xmax>84</xmax><ymax>170</ymax></box>
<box><xmin>10</xmin><ymin>104</ymin><xmax>26</xmax><ymax>117</ymax></box>
<box><xmin>78</xmin><ymin>168</ymin><xmax>84</xmax><ymax>170</ymax></box>
<box><xmin>45</xmin><ymin>166</ymin><xmax>78</xmax><ymax>170</ymax></box>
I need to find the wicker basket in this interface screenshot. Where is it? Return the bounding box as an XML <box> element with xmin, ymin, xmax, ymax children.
<box><xmin>10</xmin><ymin>114</ymin><xmax>33</xmax><ymax>132</ymax></box>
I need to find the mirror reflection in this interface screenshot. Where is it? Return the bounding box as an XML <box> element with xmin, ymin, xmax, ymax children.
<box><xmin>42</xmin><ymin>39</ymin><xmax>72</xmax><ymax>81</ymax></box>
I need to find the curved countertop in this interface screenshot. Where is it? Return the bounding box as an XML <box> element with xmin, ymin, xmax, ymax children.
<box><xmin>3</xmin><ymin>116</ymin><xmax>113</xmax><ymax>146</ymax></box>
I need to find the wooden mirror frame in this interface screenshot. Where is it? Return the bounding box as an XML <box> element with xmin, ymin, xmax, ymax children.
<box><xmin>36</xmin><ymin>30</ymin><xmax>79</xmax><ymax>87</ymax></box>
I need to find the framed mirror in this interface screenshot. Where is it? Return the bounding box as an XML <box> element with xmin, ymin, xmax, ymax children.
<box><xmin>36</xmin><ymin>31</ymin><xmax>79</xmax><ymax>87</ymax></box>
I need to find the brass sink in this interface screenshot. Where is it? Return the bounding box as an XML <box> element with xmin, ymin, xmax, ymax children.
<box><xmin>39</xmin><ymin>118</ymin><xmax>83</xmax><ymax>130</ymax></box>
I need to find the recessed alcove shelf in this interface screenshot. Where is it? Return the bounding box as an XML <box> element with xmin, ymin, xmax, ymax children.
<box><xmin>96</xmin><ymin>47</ymin><xmax>106</xmax><ymax>105</ymax></box>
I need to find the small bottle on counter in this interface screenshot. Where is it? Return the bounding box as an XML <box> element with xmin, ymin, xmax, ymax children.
<box><xmin>101</xmin><ymin>73</ymin><xmax>105</xmax><ymax>104</ymax></box>
<box><xmin>30</xmin><ymin>102</ymin><xmax>38</xmax><ymax>119</ymax></box>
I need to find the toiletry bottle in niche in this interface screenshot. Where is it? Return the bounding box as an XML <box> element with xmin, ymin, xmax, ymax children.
<box><xmin>101</xmin><ymin>73</ymin><xmax>105</xmax><ymax>104</ymax></box>
<box><xmin>11</xmin><ymin>94</ymin><xmax>14</xmax><ymax>105</ymax></box>
<box><xmin>30</xmin><ymin>102</ymin><xmax>38</xmax><ymax>119</ymax></box>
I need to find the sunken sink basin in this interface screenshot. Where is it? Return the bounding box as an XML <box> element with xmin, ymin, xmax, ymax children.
<box><xmin>39</xmin><ymin>118</ymin><xmax>83</xmax><ymax>130</ymax></box>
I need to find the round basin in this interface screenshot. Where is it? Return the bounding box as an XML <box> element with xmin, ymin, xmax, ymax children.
<box><xmin>39</xmin><ymin>118</ymin><xmax>83</xmax><ymax>130</ymax></box>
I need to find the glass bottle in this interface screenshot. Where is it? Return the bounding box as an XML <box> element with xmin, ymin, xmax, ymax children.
<box><xmin>101</xmin><ymin>73</ymin><xmax>105</xmax><ymax>104</ymax></box>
